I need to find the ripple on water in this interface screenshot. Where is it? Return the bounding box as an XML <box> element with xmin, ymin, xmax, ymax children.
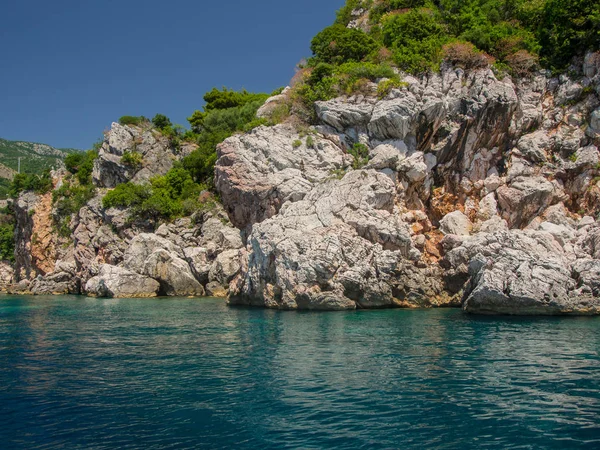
<box><xmin>0</xmin><ymin>296</ymin><xmax>600</xmax><ymax>449</ymax></box>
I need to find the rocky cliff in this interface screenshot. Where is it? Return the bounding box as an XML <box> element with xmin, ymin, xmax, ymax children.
<box><xmin>10</xmin><ymin>124</ymin><xmax>243</xmax><ymax>298</ymax></box>
<box><xmin>8</xmin><ymin>51</ymin><xmax>600</xmax><ymax>315</ymax></box>
<box><xmin>215</xmin><ymin>52</ymin><xmax>600</xmax><ymax>315</ymax></box>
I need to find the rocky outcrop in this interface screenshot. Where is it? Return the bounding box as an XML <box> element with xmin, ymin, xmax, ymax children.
<box><xmin>0</xmin><ymin>262</ymin><xmax>14</xmax><ymax>291</ymax></box>
<box><xmin>215</xmin><ymin>53</ymin><xmax>600</xmax><ymax>314</ymax></box>
<box><xmin>123</xmin><ymin>234</ymin><xmax>205</xmax><ymax>297</ymax></box>
<box><xmin>86</xmin><ymin>264</ymin><xmax>160</xmax><ymax>298</ymax></box>
<box><xmin>229</xmin><ymin>170</ymin><xmax>449</xmax><ymax>310</ymax></box>
<box><xmin>93</xmin><ymin>122</ymin><xmax>196</xmax><ymax>188</ymax></box>
<box><xmin>443</xmin><ymin>223</ymin><xmax>600</xmax><ymax>315</ymax></box>
<box><xmin>9</xmin><ymin>48</ymin><xmax>600</xmax><ymax>316</ymax></box>
<box><xmin>215</xmin><ymin>124</ymin><xmax>351</xmax><ymax>229</ymax></box>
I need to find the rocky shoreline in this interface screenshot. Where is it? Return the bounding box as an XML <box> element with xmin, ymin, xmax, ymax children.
<box><xmin>2</xmin><ymin>52</ymin><xmax>600</xmax><ymax>316</ymax></box>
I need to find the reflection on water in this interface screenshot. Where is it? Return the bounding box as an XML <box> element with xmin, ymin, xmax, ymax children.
<box><xmin>1</xmin><ymin>296</ymin><xmax>599</xmax><ymax>449</ymax></box>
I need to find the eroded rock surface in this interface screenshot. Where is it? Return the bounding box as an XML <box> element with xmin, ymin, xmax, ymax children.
<box><xmin>216</xmin><ymin>56</ymin><xmax>600</xmax><ymax>314</ymax></box>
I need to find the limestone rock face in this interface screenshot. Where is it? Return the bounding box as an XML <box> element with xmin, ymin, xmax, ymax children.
<box><xmin>123</xmin><ymin>234</ymin><xmax>205</xmax><ymax>297</ymax></box>
<box><xmin>229</xmin><ymin>170</ymin><xmax>434</xmax><ymax>310</ymax></box>
<box><xmin>93</xmin><ymin>122</ymin><xmax>192</xmax><ymax>188</ymax></box>
<box><xmin>0</xmin><ymin>262</ymin><xmax>13</xmax><ymax>291</ymax></box>
<box><xmin>215</xmin><ymin>124</ymin><xmax>351</xmax><ymax>229</ymax></box>
<box><xmin>85</xmin><ymin>264</ymin><xmax>160</xmax><ymax>298</ymax></box>
<box><xmin>214</xmin><ymin>61</ymin><xmax>600</xmax><ymax>314</ymax></box>
<box><xmin>444</xmin><ymin>228</ymin><xmax>600</xmax><ymax>315</ymax></box>
<box><xmin>439</xmin><ymin>211</ymin><xmax>472</xmax><ymax>236</ymax></box>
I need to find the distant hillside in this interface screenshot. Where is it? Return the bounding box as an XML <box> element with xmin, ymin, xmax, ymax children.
<box><xmin>0</xmin><ymin>138</ymin><xmax>79</xmax><ymax>177</ymax></box>
<box><xmin>0</xmin><ymin>138</ymin><xmax>81</xmax><ymax>199</ymax></box>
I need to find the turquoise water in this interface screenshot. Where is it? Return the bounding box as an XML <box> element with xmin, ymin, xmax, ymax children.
<box><xmin>1</xmin><ymin>296</ymin><xmax>599</xmax><ymax>449</ymax></box>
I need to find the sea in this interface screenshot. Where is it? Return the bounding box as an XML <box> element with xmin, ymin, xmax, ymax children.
<box><xmin>1</xmin><ymin>295</ymin><xmax>599</xmax><ymax>449</ymax></box>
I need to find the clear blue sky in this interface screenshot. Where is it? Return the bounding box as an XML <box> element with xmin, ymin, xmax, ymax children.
<box><xmin>0</xmin><ymin>0</ymin><xmax>344</xmax><ymax>149</ymax></box>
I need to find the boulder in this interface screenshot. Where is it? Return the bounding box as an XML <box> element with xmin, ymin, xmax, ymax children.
<box><xmin>85</xmin><ymin>265</ymin><xmax>160</xmax><ymax>298</ymax></box>
<box><xmin>497</xmin><ymin>176</ymin><xmax>561</xmax><ymax>228</ymax></box>
<box><xmin>444</xmin><ymin>231</ymin><xmax>600</xmax><ymax>315</ymax></box>
<box><xmin>439</xmin><ymin>211</ymin><xmax>473</xmax><ymax>236</ymax></box>
<box><xmin>123</xmin><ymin>234</ymin><xmax>204</xmax><ymax>297</ymax></box>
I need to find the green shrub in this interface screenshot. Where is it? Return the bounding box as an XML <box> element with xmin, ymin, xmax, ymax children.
<box><xmin>292</xmin><ymin>140</ymin><xmax>302</xmax><ymax>149</ymax></box>
<box><xmin>52</xmin><ymin>181</ymin><xmax>96</xmax><ymax>219</ymax></box>
<box><xmin>10</xmin><ymin>170</ymin><xmax>53</xmax><ymax>197</ymax></box>
<box><xmin>310</xmin><ymin>25</ymin><xmax>380</xmax><ymax>65</ymax></box>
<box><xmin>121</xmin><ymin>150</ymin><xmax>143</xmax><ymax>169</ymax></box>
<box><xmin>306</xmin><ymin>135</ymin><xmax>315</xmax><ymax>149</ymax></box>
<box><xmin>119</xmin><ymin>116</ymin><xmax>146</xmax><ymax>126</ymax></box>
<box><xmin>349</xmin><ymin>143</ymin><xmax>370</xmax><ymax>169</ymax></box>
<box><xmin>102</xmin><ymin>182</ymin><xmax>151</xmax><ymax>209</ymax></box>
<box><xmin>65</xmin><ymin>150</ymin><xmax>97</xmax><ymax>185</ymax></box>
<box><xmin>184</xmin><ymin>88</ymin><xmax>270</xmax><ymax>185</ymax></box>
<box><xmin>377</xmin><ymin>78</ymin><xmax>408</xmax><ymax>99</ymax></box>
<box><xmin>152</xmin><ymin>114</ymin><xmax>172</xmax><ymax>130</ymax></box>
<box><xmin>537</xmin><ymin>0</ymin><xmax>600</xmax><ymax>71</ymax></box>
<box><xmin>0</xmin><ymin>223</ymin><xmax>14</xmax><ymax>262</ymax></box>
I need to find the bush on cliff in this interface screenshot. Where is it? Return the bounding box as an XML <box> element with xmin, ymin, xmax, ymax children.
<box><xmin>102</xmin><ymin>167</ymin><xmax>207</xmax><ymax>223</ymax></box>
<box><xmin>183</xmin><ymin>87</ymin><xmax>270</xmax><ymax>186</ymax></box>
<box><xmin>310</xmin><ymin>25</ymin><xmax>380</xmax><ymax>65</ymax></box>
<box><xmin>9</xmin><ymin>170</ymin><xmax>53</xmax><ymax>197</ymax></box>
<box><xmin>323</xmin><ymin>0</ymin><xmax>599</xmax><ymax>75</ymax></box>
<box><xmin>119</xmin><ymin>116</ymin><xmax>147</xmax><ymax>126</ymax></box>
<box><xmin>64</xmin><ymin>150</ymin><xmax>98</xmax><ymax>185</ymax></box>
<box><xmin>0</xmin><ymin>223</ymin><xmax>14</xmax><ymax>262</ymax></box>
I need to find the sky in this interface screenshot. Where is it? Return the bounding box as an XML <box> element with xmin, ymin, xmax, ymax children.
<box><xmin>0</xmin><ymin>0</ymin><xmax>345</xmax><ymax>149</ymax></box>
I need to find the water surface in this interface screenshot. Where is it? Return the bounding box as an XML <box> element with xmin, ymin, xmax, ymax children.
<box><xmin>1</xmin><ymin>295</ymin><xmax>599</xmax><ymax>449</ymax></box>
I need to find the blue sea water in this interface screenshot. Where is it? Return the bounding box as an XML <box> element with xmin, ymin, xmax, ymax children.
<box><xmin>1</xmin><ymin>296</ymin><xmax>599</xmax><ymax>449</ymax></box>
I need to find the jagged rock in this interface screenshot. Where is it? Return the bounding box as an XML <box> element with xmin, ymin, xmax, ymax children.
<box><xmin>368</xmin><ymin>93</ymin><xmax>421</xmax><ymax>140</ymax></box>
<box><xmin>93</xmin><ymin>122</ymin><xmax>185</xmax><ymax>188</ymax></box>
<box><xmin>588</xmin><ymin>108</ymin><xmax>600</xmax><ymax>138</ymax></box>
<box><xmin>85</xmin><ymin>264</ymin><xmax>160</xmax><ymax>298</ymax></box>
<box><xmin>315</xmin><ymin>98</ymin><xmax>375</xmax><ymax>131</ymax></box>
<box><xmin>444</xmin><ymin>230</ymin><xmax>600</xmax><ymax>315</ymax></box>
<box><xmin>439</xmin><ymin>211</ymin><xmax>473</xmax><ymax>236</ymax></box>
<box><xmin>208</xmin><ymin>249</ymin><xmax>241</xmax><ymax>286</ymax></box>
<box><xmin>0</xmin><ymin>262</ymin><xmax>14</xmax><ymax>291</ymax></box>
<box><xmin>123</xmin><ymin>234</ymin><xmax>204</xmax><ymax>296</ymax></box>
<box><xmin>205</xmin><ymin>281</ymin><xmax>228</xmax><ymax>298</ymax></box>
<box><xmin>496</xmin><ymin>176</ymin><xmax>561</xmax><ymax>228</ymax></box>
<box><xmin>516</xmin><ymin>130</ymin><xmax>551</xmax><ymax>163</ymax></box>
<box><xmin>183</xmin><ymin>247</ymin><xmax>211</xmax><ymax>285</ymax></box>
<box><xmin>229</xmin><ymin>170</ymin><xmax>420</xmax><ymax>310</ymax></box>
<box><xmin>215</xmin><ymin>124</ymin><xmax>351</xmax><ymax>228</ymax></box>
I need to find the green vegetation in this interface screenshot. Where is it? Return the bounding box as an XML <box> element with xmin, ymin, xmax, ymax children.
<box><xmin>102</xmin><ymin>166</ymin><xmax>208</xmax><ymax>223</ymax></box>
<box><xmin>377</xmin><ymin>77</ymin><xmax>409</xmax><ymax>99</ymax></box>
<box><xmin>118</xmin><ymin>116</ymin><xmax>148</xmax><ymax>126</ymax></box>
<box><xmin>0</xmin><ymin>137</ymin><xmax>77</xmax><ymax>198</ymax></box>
<box><xmin>0</xmin><ymin>204</ymin><xmax>15</xmax><ymax>261</ymax></box>
<box><xmin>151</xmin><ymin>114</ymin><xmax>172</xmax><ymax>130</ymax></box>
<box><xmin>64</xmin><ymin>150</ymin><xmax>98</xmax><ymax>185</ymax></box>
<box><xmin>311</xmin><ymin>25</ymin><xmax>380</xmax><ymax>65</ymax></box>
<box><xmin>182</xmin><ymin>87</ymin><xmax>272</xmax><ymax>186</ymax></box>
<box><xmin>121</xmin><ymin>150</ymin><xmax>143</xmax><ymax>169</ymax></box>
<box><xmin>349</xmin><ymin>143</ymin><xmax>370</xmax><ymax>169</ymax></box>
<box><xmin>9</xmin><ymin>170</ymin><xmax>53</xmax><ymax>197</ymax></box>
<box><xmin>313</xmin><ymin>0</ymin><xmax>600</xmax><ymax>78</ymax></box>
<box><xmin>294</xmin><ymin>61</ymin><xmax>401</xmax><ymax>115</ymax></box>
<box><xmin>52</xmin><ymin>148</ymin><xmax>99</xmax><ymax>236</ymax></box>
